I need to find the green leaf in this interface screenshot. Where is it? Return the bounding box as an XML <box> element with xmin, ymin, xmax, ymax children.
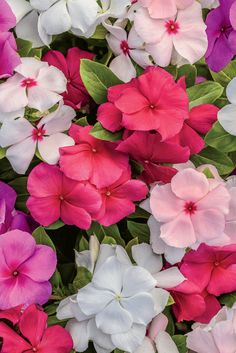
<box><xmin>163</xmin><ymin>307</ymin><xmax>175</xmax><ymax>336</ymax></box>
<box><xmin>202</xmin><ymin>167</ymin><xmax>214</xmax><ymax>179</ymax></box>
<box><xmin>90</xmin><ymin>122</ymin><xmax>123</xmax><ymax>141</ymax></box>
<box><xmin>9</xmin><ymin>177</ymin><xmax>28</xmax><ymax>212</ymax></box>
<box><xmin>172</xmin><ymin>335</ymin><xmax>187</xmax><ymax>353</ymax></box>
<box><xmin>16</xmin><ymin>38</ymin><xmax>32</xmax><ymax>57</ymax></box>
<box><xmin>73</xmin><ymin>266</ymin><xmax>92</xmax><ymax>290</ymax></box>
<box><xmin>79</xmin><ymin>236</ymin><xmax>89</xmax><ymax>251</ymax></box>
<box><xmin>29</xmin><ymin>48</ymin><xmax>42</xmax><ymax>59</ymax></box>
<box><xmin>211</xmin><ymin>60</ymin><xmax>236</xmax><ymax>87</ymax></box>
<box><xmin>87</xmin><ymin>222</ymin><xmax>125</xmax><ymax>247</ymax></box>
<box><xmin>44</xmin><ymin>303</ymin><xmax>58</xmax><ymax>316</ymax></box>
<box><xmin>50</xmin><ymin>269</ymin><xmax>63</xmax><ymax>289</ymax></box>
<box><xmin>205</xmin><ymin>121</ymin><xmax>236</xmax><ymax>153</ymax></box>
<box><xmin>128</xmin><ymin>206</ymin><xmax>150</xmax><ymax>219</ymax></box>
<box><xmin>127</xmin><ymin>221</ymin><xmax>150</xmax><ymax>243</ymax></box>
<box><xmin>125</xmin><ymin>237</ymin><xmax>139</xmax><ymax>260</ymax></box>
<box><xmin>45</xmin><ymin>220</ymin><xmax>65</xmax><ymax>230</ymax></box>
<box><xmin>47</xmin><ymin>316</ymin><xmax>67</xmax><ymax>327</ymax></box>
<box><xmin>114</xmin><ymin>350</ymin><xmax>124</xmax><ymax>353</ymax></box>
<box><xmin>167</xmin><ymin>295</ymin><xmax>175</xmax><ymax>306</ymax></box>
<box><xmin>130</xmin><ymin>159</ymin><xmax>144</xmax><ymax>175</ymax></box>
<box><xmin>0</xmin><ymin>147</ymin><xmax>6</xmax><ymax>159</ymax></box>
<box><xmin>191</xmin><ymin>146</ymin><xmax>234</xmax><ymax>175</ymax></box>
<box><xmin>219</xmin><ymin>291</ymin><xmax>236</xmax><ymax>307</ymax></box>
<box><xmin>32</xmin><ymin>226</ymin><xmax>56</xmax><ymax>251</ymax></box>
<box><xmin>177</xmin><ymin>64</ymin><xmax>197</xmax><ymax>88</ymax></box>
<box><xmin>75</xmin><ymin>116</ymin><xmax>89</xmax><ymax>126</ymax></box>
<box><xmin>187</xmin><ymin>81</ymin><xmax>224</xmax><ymax>108</ymax></box>
<box><xmin>80</xmin><ymin>59</ymin><xmax>122</xmax><ymax>104</ymax></box>
<box><xmin>90</xmin><ymin>24</ymin><xmax>107</xmax><ymax>39</ymax></box>
<box><xmin>102</xmin><ymin>236</ymin><xmax>117</xmax><ymax>245</ymax></box>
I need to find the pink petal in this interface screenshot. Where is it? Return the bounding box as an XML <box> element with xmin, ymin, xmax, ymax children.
<box><xmin>188</xmin><ymin>104</ymin><xmax>218</xmax><ymax>134</ymax></box>
<box><xmin>113</xmin><ymin>180</ymin><xmax>148</xmax><ymax>201</ymax></box>
<box><xmin>97</xmin><ymin>102</ymin><xmax>123</xmax><ymax>132</ymax></box>
<box><xmin>115</xmin><ymin>87</ymin><xmax>149</xmax><ymax>114</ymax></box>
<box><xmin>197</xmin><ymin>183</ymin><xmax>230</xmax><ymax>214</ymax></box>
<box><xmin>61</xmin><ymin>201</ymin><xmax>92</xmax><ymax>230</ymax></box>
<box><xmin>26</xmin><ymin>196</ymin><xmax>61</xmax><ymax>226</ymax></box>
<box><xmin>207</xmin><ymin>265</ymin><xmax>236</xmax><ymax>296</ymax></box>
<box><xmin>0</xmin><ymin>322</ymin><xmax>30</xmax><ymax>352</ymax></box>
<box><xmin>39</xmin><ymin>325</ymin><xmax>73</xmax><ymax>353</ymax></box>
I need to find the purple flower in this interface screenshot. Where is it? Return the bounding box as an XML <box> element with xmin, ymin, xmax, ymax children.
<box><xmin>0</xmin><ymin>229</ymin><xmax>57</xmax><ymax>309</ymax></box>
<box><xmin>0</xmin><ymin>0</ymin><xmax>21</xmax><ymax>78</ymax></box>
<box><xmin>205</xmin><ymin>0</ymin><xmax>236</xmax><ymax>72</ymax></box>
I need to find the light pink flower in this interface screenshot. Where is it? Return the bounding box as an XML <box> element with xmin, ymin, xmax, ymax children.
<box><xmin>139</xmin><ymin>0</ymin><xmax>193</xmax><ymax>19</ymax></box>
<box><xmin>0</xmin><ymin>57</ymin><xmax>67</xmax><ymax>113</ymax></box>
<box><xmin>0</xmin><ymin>229</ymin><xmax>56</xmax><ymax>309</ymax></box>
<box><xmin>150</xmin><ymin>168</ymin><xmax>231</xmax><ymax>248</ymax></box>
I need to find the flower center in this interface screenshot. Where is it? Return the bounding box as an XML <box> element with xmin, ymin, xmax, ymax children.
<box><xmin>144</xmin><ymin>160</ymin><xmax>149</xmax><ymax>164</ymax></box>
<box><xmin>12</xmin><ymin>270</ymin><xmax>19</xmax><ymax>277</ymax></box>
<box><xmin>92</xmin><ymin>148</ymin><xmax>97</xmax><ymax>153</ymax></box>
<box><xmin>21</xmin><ymin>78</ymin><xmax>37</xmax><ymax>88</ymax></box>
<box><xmin>59</xmin><ymin>195</ymin><xmax>64</xmax><ymax>201</ymax></box>
<box><xmin>32</xmin><ymin>348</ymin><xmax>37</xmax><ymax>352</ymax></box>
<box><xmin>149</xmin><ymin>104</ymin><xmax>156</xmax><ymax>109</ymax></box>
<box><xmin>106</xmin><ymin>191</ymin><xmax>111</xmax><ymax>196</ymax></box>
<box><xmin>184</xmin><ymin>201</ymin><xmax>197</xmax><ymax>215</ymax></box>
<box><xmin>32</xmin><ymin>126</ymin><xmax>46</xmax><ymax>141</ymax></box>
<box><xmin>165</xmin><ymin>20</ymin><xmax>180</xmax><ymax>35</ymax></box>
<box><xmin>214</xmin><ymin>261</ymin><xmax>220</xmax><ymax>267</ymax></box>
<box><xmin>115</xmin><ymin>293</ymin><xmax>123</xmax><ymax>301</ymax></box>
<box><xmin>120</xmin><ymin>40</ymin><xmax>130</xmax><ymax>55</ymax></box>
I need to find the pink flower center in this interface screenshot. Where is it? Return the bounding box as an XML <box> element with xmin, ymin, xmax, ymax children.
<box><xmin>92</xmin><ymin>148</ymin><xmax>97</xmax><ymax>153</ymax></box>
<box><xmin>165</xmin><ymin>20</ymin><xmax>180</xmax><ymax>35</ymax></box>
<box><xmin>59</xmin><ymin>195</ymin><xmax>64</xmax><ymax>201</ymax></box>
<box><xmin>32</xmin><ymin>127</ymin><xmax>46</xmax><ymax>141</ymax></box>
<box><xmin>120</xmin><ymin>40</ymin><xmax>130</xmax><ymax>55</ymax></box>
<box><xmin>12</xmin><ymin>270</ymin><xmax>19</xmax><ymax>277</ymax></box>
<box><xmin>214</xmin><ymin>261</ymin><xmax>220</xmax><ymax>267</ymax></box>
<box><xmin>21</xmin><ymin>78</ymin><xmax>37</xmax><ymax>88</ymax></box>
<box><xmin>106</xmin><ymin>191</ymin><xmax>111</xmax><ymax>196</ymax></box>
<box><xmin>184</xmin><ymin>201</ymin><xmax>197</xmax><ymax>215</ymax></box>
<box><xmin>32</xmin><ymin>348</ymin><xmax>37</xmax><ymax>352</ymax></box>
<box><xmin>149</xmin><ymin>104</ymin><xmax>156</xmax><ymax>109</ymax></box>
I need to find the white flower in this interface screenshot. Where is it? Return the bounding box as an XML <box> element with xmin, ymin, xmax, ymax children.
<box><xmin>134</xmin><ymin>1</ymin><xmax>207</xmax><ymax>67</ymax></box>
<box><xmin>218</xmin><ymin>78</ymin><xmax>236</xmax><ymax>136</ymax></box>
<box><xmin>0</xmin><ymin>58</ymin><xmax>67</xmax><ymax>113</ymax></box>
<box><xmin>199</xmin><ymin>0</ymin><xmax>219</xmax><ymax>9</ymax></box>
<box><xmin>0</xmin><ymin>103</ymin><xmax>75</xmax><ymax>174</ymax></box>
<box><xmin>57</xmin><ymin>244</ymin><xmax>184</xmax><ymax>353</ymax></box>
<box><xmin>105</xmin><ymin>20</ymin><xmax>152</xmax><ymax>82</ymax></box>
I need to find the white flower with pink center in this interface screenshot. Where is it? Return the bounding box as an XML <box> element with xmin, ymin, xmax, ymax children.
<box><xmin>0</xmin><ymin>103</ymin><xmax>75</xmax><ymax>174</ymax></box>
<box><xmin>134</xmin><ymin>1</ymin><xmax>208</xmax><ymax>67</ymax></box>
<box><xmin>0</xmin><ymin>57</ymin><xmax>67</xmax><ymax>113</ymax></box>
<box><xmin>105</xmin><ymin>21</ymin><xmax>152</xmax><ymax>82</ymax></box>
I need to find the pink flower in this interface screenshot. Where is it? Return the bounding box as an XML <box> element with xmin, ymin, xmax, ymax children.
<box><xmin>0</xmin><ymin>230</ymin><xmax>56</xmax><ymax>310</ymax></box>
<box><xmin>93</xmin><ymin>168</ymin><xmax>148</xmax><ymax>226</ymax></box>
<box><xmin>150</xmin><ymin>168</ymin><xmax>231</xmax><ymax>248</ymax></box>
<box><xmin>27</xmin><ymin>163</ymin><xmax>102</xmax><ymax>229</ymax></box>
<box><xmin>0</xmin><ymin>0</ymin><xmax>21</xmax><ymax>78</ymax></box>
<box><xmin>139</xmin><ymin>0</ymin><xmax>193</xmax><ymax>19</ymax></box>
<box><xmin>98</xmin><ymin>67</ymin><xmax>189</xmax><ymax>140</ymax></box>
<box><xmin>0</xmin><ymin>304</ymin><xmax>73</xmax><ymax>353</ymax></box>
<box><xmin>43</xmin><ymin>47</ymin><xmax>94</xmax><ymax>109</ymax></box>
<box><xmin>0</xmin><ymin>305</ymin><xmax>24</xmax><ymax>325</ymax></box>
<box><xmin>117</xmin><ymin>131</ymin><xmax>190</xmax><ymax>184</ymax></box>
<box><xmin>59</xmin><ymin>124</ymin><xmax>129</xmax><ymax>188</ymax></box>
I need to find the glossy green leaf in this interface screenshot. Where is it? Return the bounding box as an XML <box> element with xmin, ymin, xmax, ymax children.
<box><xmin>90</xmin><ymin>122</ymin><xmax>123</xmax><ymax>141</ymax></box>
<box><xmin>187</xmin><ymin>81</ymin><xmax>224</xmax><ymax>108</ymax></box>
<box><xmin>205</xmin><ymin>121</ymin><xmax>236</xmax><ymax>152</ymax></box>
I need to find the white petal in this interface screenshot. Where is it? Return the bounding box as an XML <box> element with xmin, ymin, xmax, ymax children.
<box><xmin>15</xmin><ymin>10</ymin><xmax>45</xmax><ymax>48</ymax></box>
<box><xmin>15</xmin><ymin>57</ymin><xmax>48</xmax><ymax>78</ymax></box>
<box><xmin>38</xmin><ymin>133</ymin><xmax>74</xmax><ymax>164</ymax></box>
<box><xmin>130</xmin><ymin>49</ymin><xmax>153</xmax><ymax>68</ymax></box>
<box><xmin>155</xmin><ymin>331</ymin><xmax>179</xmax><ymax>353</ymax></box>
<box><xmin>109</xmin><ymin>0</ymin><xmax>131</xmax><ymax>17</ymax></box>
<box><xmin>0</xmin><ymin>117</ymin><xmax>33</xmax><ymax>147</ymax></box>
<box><xmin>132</xmin><ymin>243</ymin><xmax>163</xmax><ymax>274</ymax></box>
<box><xmin>146</xmin><ymin>33</ymin><xmax>173</xmax><ymax>67</ymax></box>
<box><xmin>128</xmin><ymin>26</ymin><xmax>143</xmax><ymax>49</ymax></box>
<box><xmin>93</xmin><ymin>344</ymin><xmax>113</xmax><ymax>353</ymax></box>
<box><xmin>164</xmin><ymin>247</ymin><xmax>185</xmax><ymax>265</ymax></box>
<box><xmin>75</xmin><ymin>249</ymin><xmax>93</xmax><ymax>273</ymax></box>
<box><xmin>6</xmin><ymin>137</ymin><xmax>36</xmax><ymax>174</ymax></box>
<box><xmin>6</xmin><ymin>0</ymin><xmax>32</xmax><ymax>22</ymax></box>
<box><xmin>154</xmin><ymin>268</ymin><xmax>185</xmax><ymax>289</ymax></box>
<box><xmin>111</xmin><ymin>324</ymin><xmax>146</xmax><ymax>353</ymax></box>
<box><xmin>96</xmin><ymin>300</ymin><xmax>133</xmax><ymax>334</ymax></box>
<box><xmin>150</xmin><ymin>288</ymin><xmax>169</xmax><ymax>315</ymax></box>
<box><xmin>95</xmin><ymin>244</ymin><xmax>116</xmax><ymax>272</ymax></box>
<box><xmin>218</xmin><ymin>104</ymin><xmax>236</xmax><ymax>136</ymax></box>
<box><xmin>139</xmin><ymin>198</ymin><xmax>151</xmax><ymax>213</ymax></box>
<box><xmin>67</xmin><ymin>0</ymin><xmax>99</xmax><ymax>32</ymax></box>
<box><xmin>0</xmin><ymin>76</ymin><xmax>28</xmax><ymax>112</ymax></box>
<box><xmin>0</xmin><ymin>109</ymin><xmax>24</xmax><ymax>123</ymax></box>
<box><xmin>27</xmin><ymin>86</ymin><xmax>62</xmax><ymax>112</ymax></box>
<box><xmin>56</xmin><ymin>296</ymin><xmax>75</xmax><ymax>320</ymax></box>
<box><xmin>109</xmin><ymin>55</ymin><xmax>136</xmax><ymax>82</ymax></box>
<box><xmin>38</xmin><ymin>13</ymin><xmax>52</xmax><ymax>46</ymax></box>
<box><xmin>40</xmin><ymin>0</ymin><xmax>71</xmax><ymax>35</ymax></box>
<box><xmin>122</xmin><ymin>266</ymin><xmax>156</xmax><ymax>297</ymax></box>
<box><xmin>37</xmin><ymin>66</ymin><xmax>67</xmax><ymax>93</ymax></box>
<box><xmin>40</xmin><ymin>104</ymin><xmax>75</xmax><ymax>134</ymax></box>
<box><xmin>88</xmin><ymin>318</ymin><xmax>116</xmax><ymax>350</ymax></box>
<box><xmin>121</xmin><ymin>293</ymin><xmax>155</xmax><ymax>325</ymax></box>
<box><xmin>226</xmin><ymin>78</ymin><xmax>236</xmax><ymax>105</ymax></box>
<box><xmin>106</xmin><ymin>33</ymin><xmax>124</xmax><ymax>55</ymax></box>
<box><xmin>30</xmin><ymin>0</ymin><xmax>58</xmax><ymax>11</ymax></box>
<box><xmin>134</xmin><ymin>337</ymin><xmax>155</xmax><ymax>353</ymax></box>
<box><xmin>77</xmin><ymin>283</ymin><xmax>114</xmax><ymax>316</ymax></box>
<box><xmin>115</xmin><ymin>245</ymin><xmax>132</xmax><ymax>267</ymax></box>
<box><xmin>66</xmin><ymin>319</ymin><xmax>89</xmax><ymax>353</ymax></box>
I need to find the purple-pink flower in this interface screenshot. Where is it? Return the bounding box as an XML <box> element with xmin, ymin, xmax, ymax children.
<box><xmin>0</xmin><ymin>229</ymin><xmax>57</xmax><ymax>309</ymax></box>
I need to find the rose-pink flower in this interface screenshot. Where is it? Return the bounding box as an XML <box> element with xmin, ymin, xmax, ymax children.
<box><xmin>27</xmin><ymin>163</ymin><xmax>102</xmax><ymax>230</ymax></box>
<box><xmin>150</xmin><ymin>168</ymin><xmax>231</xmax><ymax>248</ymax></box>
<box><xmin>139</xmin><ymin>0</ymin><xmax>193</xmax><ymax>19</ymax></box>
<box><xmin>0</xmin><ymin>229</ymin><xmax>56</xmax><ymax>310</ymax></box>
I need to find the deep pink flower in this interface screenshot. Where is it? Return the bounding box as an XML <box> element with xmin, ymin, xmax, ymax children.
<box><xmin>0</xmin><ymin>230</ymin><xmax>57</xmax><ymax>310</ymax></box>
<box><xmin>117</xmin><ymin>131</ymin><xmax>190</xmax><ymax>184</ymax></box>
<box><xmin>27</xmin><ymin>163</ymin><xmax>102</xmax><ymax>229</ymax></box>
<box><xmin>94</xmin><ymin>168</ymin><xmax>148</xmax><ymax>226</ymax></box>
<box><xmin>59</xmin><ymin>125</ymin><xmax>129</xmax><ymax>188</ymax></box>
<box><xmin>0</xmin><ymin>305</ymin><xmax>24</xmax><ymax>325</ymax></box>
<box><xmin>43</xmin><ymin>48</ymin><xmax>94</xmax><ymax>109</ymax></box>
<box><xmin>98</xmin><ymin>67</ymin><xmax>189</xmax><ymax>140</ymax></box>
<box><xmin>0</xmin><ymin>304</ymin><xmax>73</xmax><ymax>353</ymax></box>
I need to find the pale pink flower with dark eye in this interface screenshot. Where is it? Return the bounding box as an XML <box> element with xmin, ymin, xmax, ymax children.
<box><xmin>150</xmin><ymin>168</ymin><xmax>231</xmax><ymax>248</ymax></box>
<box><xmin>0</xmin><ymin>229</ymin><xmax>57</xmax><ymax>310</ymax></box>
<box><xmin>0</xmin><ymin>57</ymin><xmax>67</xmax><ymax>113</ymax></box>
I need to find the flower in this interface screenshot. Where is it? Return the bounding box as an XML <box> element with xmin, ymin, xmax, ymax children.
<box><xmin>0</xmin><ymin>304</ymin><xmax>73</xmax><ymax>353</ymax></box>
<box><xmin>105</xmin><ymin>21</ymin><xmax>152</xmax><ymax>82</ymax></box>
<box><xmin>117</xmin><ymin>131</ymin><xmax>190</xmax><ymax>184</ymax></box>
<box><xmin>108</xmin><ymin>67</ymin><xmax>189</xmax><ymax>140</ymax></box>
<box><xmin>0</xmin><ymin>229</ymin><xmax>56</xmax><ymax>309</ymax></box>
<box><xmin>0</xmin><ymin>0</ymin><xmax>21</xmax><ymax>78</ymax></box>
<box><xmin>187</xmin><ymin>304</ymin><xmax>236</xmax><ymax>353</ymax></box>
<box><xmin>149</xmin><ymin>168</ymin><xmax>231</xmax><ymax>248</ymax></box>
<box><xmin>93</xmin><ymin>168</ymin><xmax>148</xmax><ymax>226</ymax></box>
<box><xmin>200</xmin><ymin>0</ymin><xmax>219</xmax><ymax>8</ymax></box>
<box><xmin>43</xmin><ymin>48</ymin><xmax>95</xmax><ymax>109</ymax></box>
<box><xmin>0</xmin><ymin>57</ymin><xmax>67</xmax><ymax>113</ymax></box>
<box><xmin>134</xmin><ymin>2</ymin><xmax>207</xmax><ymax>67</ymax></box>
<box><xmin>138</xmin><ymin>0</ymin><xmax>193</xmax><ymax>19</ymax></box>
<box><xmin>59</xmin><ymin>124</ymin><xmax>129</xmax><ymax>188</ymax></box>
<box><xmin>27</xmin><ymin>163</ymin><xmax>102</xmax><ymax>229</ymax></box>
<box><xmin>218</xmin><ymin>78</ymin><xmax>236</xmax><ymax>135</ymax></box>
<box><xmin>0</xmin><ymin>103</ymin><xmax>75</xmax><ymax>174</ymax></box>
<box><xmin>205</xmin><ymin>0</ymin><xmax>236</xmax><ymax>72</ymax></box>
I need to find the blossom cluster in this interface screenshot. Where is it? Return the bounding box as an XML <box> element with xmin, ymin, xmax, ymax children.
<box><xmin>1</xmin><ymin>1</ymin><xmax>236</xmax><ymax>353</ymax></box>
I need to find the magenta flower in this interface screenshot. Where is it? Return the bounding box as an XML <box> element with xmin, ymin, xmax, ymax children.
<box><xmin>43</xmin><ymin>47</ymin><xmax>95</xmax><ymax>109</ymax></box>
<box><xmin>0</xmin><ymin>304</ymin><xmax>73</xmax><ymax>353</ymax></box>
<box><xmin>0</xmin><ymin>230</ymin><xmax>57</xmax><ymax>310</ymax></box>
<box><xmin>0</xmin><ymin>0</ymin><xmax>21</xmax><ymax>78</ymax></box>
<box><xmin>27</xmin><ymin>163</ymin><xmax>102</xmax><ymax>229</ymax></box>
